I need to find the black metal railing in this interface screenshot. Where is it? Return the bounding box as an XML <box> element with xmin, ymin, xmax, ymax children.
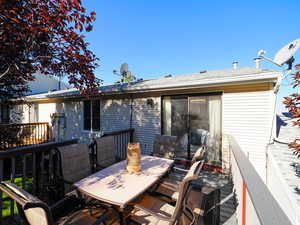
<box><xmin>0</xmin><ymin>139</ymin><xmax>78</xmax><ymax>223</ymax></box>
<box><xmin>0</xmin><ymin>122</ymin><xmax>52</xmax><ymax>150</ymax></box>
<box><xmin>101</xmin><ymin>128</ymin><xmax>134</xmax><ymax>159</ymax></box>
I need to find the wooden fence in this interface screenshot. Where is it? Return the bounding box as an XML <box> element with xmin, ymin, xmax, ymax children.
<box><xmin>0</xmin><ymin>122</ymin><xmax>52</xmax><ymax>150</ymax></box>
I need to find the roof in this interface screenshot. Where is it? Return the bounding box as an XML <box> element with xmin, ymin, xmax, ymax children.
<box><xmin>25</xmin><ymin>67</ymin><xmax>280</xmax><ymax>100</ymax></box>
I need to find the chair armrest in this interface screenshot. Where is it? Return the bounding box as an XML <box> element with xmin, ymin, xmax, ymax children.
<box><xmin>50</xmin><ymin>195</ymin><xmax>83</xmax><ymax>221</ymax></box>
<box><xmin>134</xmin><ymin>204</ymin><xmax>173</xmax><ymax>222</ymax></box>
<box><xmin>172</xmin><ymin>166</ymin><xmax>189</xmax><ymax>174</ymax></box>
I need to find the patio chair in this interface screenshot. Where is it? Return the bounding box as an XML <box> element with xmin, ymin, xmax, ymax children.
<box><xmin>153</xmin><ymin>135</ymin><xmax>179</xmax><ymax>159</ymax></box>
<box><xmin>56</xmin><ymin>143</ymin><xmax>92</xmax><ymax>193</ymax></box>
<box><xmin>93</xmin><ymin>136</ymin><xmax>120</xmax><ymax>170</ymax></box>
<box><xmin>0</xmin><ymin>182</ymin><xmax>120</xmax><ymax>225</ymax></box>
<box><xmin>154</xmin><ymin>159</ymin><xmax>205</xmax><ymax>203</ymax></box>
<box><xmin>127</xmin><ymin>161</ymin><xmax>203</xmax><ymax>225</ymax></box>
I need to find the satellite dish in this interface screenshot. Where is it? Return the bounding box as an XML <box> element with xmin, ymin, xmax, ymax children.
<box><xmin>274</xmin><ymin>39</ymin><xmax>300</xmax><ymax>66</ymax></box>
<box><xmin>258</xmin><ymin>38</ymin><xmax>300</xmax><ymax>69</ymax></box>
<box><xmin>120</xmin><ymin>63</ymin><xmax>129</xmax><ymax>75</ymax></box>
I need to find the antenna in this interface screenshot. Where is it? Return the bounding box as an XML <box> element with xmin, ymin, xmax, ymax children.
<box><xmin>258</xmin><ymin>38</ymin><xmax>300</xmax><ymax>69</ymax></box>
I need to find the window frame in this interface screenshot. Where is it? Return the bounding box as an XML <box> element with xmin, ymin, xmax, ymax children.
<box><xmin>83</xmin><ymin>100</ymin><xmax>101</xmax><ymax>132</ymax></box>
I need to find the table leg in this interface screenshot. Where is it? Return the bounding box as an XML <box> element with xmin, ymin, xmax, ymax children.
<box><xmin>119</xmin><ymin>207</ymin><xmax>126</xmax><ymax>225</ymax></box>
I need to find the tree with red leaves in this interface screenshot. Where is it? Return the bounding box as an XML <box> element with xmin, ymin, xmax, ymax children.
<box><xmin>0</xmin><ymin>0</ymin><xmax>99</xmax><ymax>101</ymax></box>
<box><xmin>283</xmin><ymin>65</ymin><xmax>300</xmax><ymax>151</ymax></box>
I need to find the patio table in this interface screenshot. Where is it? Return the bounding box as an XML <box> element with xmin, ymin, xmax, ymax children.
<box><xmin>73</xmin><ymin>155</ymin><xmax>174</xmax><ymax>223</ymax></box>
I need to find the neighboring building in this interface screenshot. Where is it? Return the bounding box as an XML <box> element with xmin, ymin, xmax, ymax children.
<box><xmin>0</xmin><ymin>72</ymin><xmax>70</xmax><ymax>124</ymax></box>
<box><xmin>267</xmin><ymin>113</ymin><xmax>300</xmax><ymax>224</ymax></box>
<box><xmin>8</xmin><ymin>65</ymin><xmax>280</xmax><ymax>181</ymax></box>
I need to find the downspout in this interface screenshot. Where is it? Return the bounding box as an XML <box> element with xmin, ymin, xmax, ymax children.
<box><xmin>130</xmin><ymin>94</ymin><xmax>133</xmax><ymax>129</ymax></box>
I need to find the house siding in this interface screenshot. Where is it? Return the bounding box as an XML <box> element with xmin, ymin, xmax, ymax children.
<box><xmin>131</xmin><ymin>97</ymin><xmax>161</xmax><ymax>154</ymax></box>
<box><xmin>101</xmin><ymin>99</ymin><xmax>131</xmax><ymax>133</ymax></box>
<box><xmin>223</xmin><ymin>83</ymin><xmax>274</xmax><ymax>180</ymax></box>
<box><xmin>51</xmin><ymin>97</ymin><xmax>161</xmax><ymax>154</ymax></box>
<box><xmin>8</xmin><ymin>81</ymin><xmax>275</xmax><ymax>179</ymax></box>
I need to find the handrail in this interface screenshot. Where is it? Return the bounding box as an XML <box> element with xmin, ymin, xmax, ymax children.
<box><xmin>0</xmin><ymin>122</ymin><xmax>52</xmax><ymax>150</ymax></box>
<box><xmin>0</xmin><ymin>139</ymin><xmax>78</xmax><ymax>159</ymax></box>
<box><xmin>228</xmin><ymin>135</ymin><xmax>293</xmax><ymax>225</ymax></box>
<box><xmin>0</xmin><ymin>122</ymin><xmax>49</xmax><ymax>126</ymax></box>
<box><xmin>102</xmin><ymin>128</ymin><xmax>134</xmax><ymax>140</ymax></box>
<box><xmin>0</xmin><ymin>138</ymin><xmax>79</xmax><ymax>221</ymax></box>
<box><xmin>91</xmin><ymin>128</ymin><xmax>135</xmax><ymax>168</ymax></box>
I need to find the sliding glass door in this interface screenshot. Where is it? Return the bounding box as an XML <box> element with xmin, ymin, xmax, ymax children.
<box><xmin>162</xmin><ymin>94</ymin><xmax>222</xmax><ymax>165</ymax></box>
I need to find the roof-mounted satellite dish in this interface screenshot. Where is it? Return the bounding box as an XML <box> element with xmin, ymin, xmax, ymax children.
<box><xmin>120</xmin><ymin>63</ymin><xmax>129</xmax><ymax>76</ymax></box>
<box><xmin>258</xmin><ymin>38</ymin><xmax>300</xmax><ymax>70</ymax></box>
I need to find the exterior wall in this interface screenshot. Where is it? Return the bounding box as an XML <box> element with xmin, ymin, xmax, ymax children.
<box><xmin>38</xmin><ymin>103</ymin><xmax>56</xmax><ymax>123</ymax></box>
<box><xmin>131</xmin><ymin>97</ymin><xmax>161</xmax><ymax>154</ymax></box>
<box><xmin>101</xmin><ymin>99</ymin><xmax>131</xmax><ymax>133</ymax></box>
<box><xmin>10</xmin><ymin>104</ymin><xmax>29</xmax><ymax>123</ymax></box>
<box><xmin>49</xmin><ymin>97</ymin><xmax>161</xmax><ymax>154</ymax></box>
<box><xmin>223</xmin><ymin>82</ymin><xmax>274</xmax><ymax>181</ymax></box>
<box><xmin>9</xmin><ymin>82</ymin><xmax>274</xmax><ymax>170</ymax></box>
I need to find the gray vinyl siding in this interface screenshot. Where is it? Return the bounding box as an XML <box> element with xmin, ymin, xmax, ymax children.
<box><xmin>131</xmin><ymin>97</ymin><xmax>161</xmax><ymax>154</ymax></box>
<box><xmin>101</xmin><ymin>99</ymin><xmax>131</xmax><ymax>133</ymax></box>
<box><xmin>59</xmin><ymin>98</ymin><xmax>161</xmax><ymax>154</ymax></box>
<box><xmin>100</xmin><ymin>97</ymin><xmax>161</xmax><ymax>154</ymax></box>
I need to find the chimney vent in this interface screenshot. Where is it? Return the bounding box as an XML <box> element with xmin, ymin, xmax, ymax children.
<box><xmin>232</xmin><ymin>61</ymin><xmax>238</xmax><ymax>70</ymax></box>
<box><xmin>254</xmin><ymin>57</ymin><xmax>261</xmax><ymax>69</ymax></box>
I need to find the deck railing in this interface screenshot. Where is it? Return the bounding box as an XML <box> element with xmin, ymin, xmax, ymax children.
<box><xmin>0</xmin><ymin>139</ymin><xmax>78</xmax><ymax>224</ymax></box>
<box><xmin>0</xmin><ymin>122</ymin><xmax>52</xmax><ymax>150</ymax></box>
<box><xmin>228</xmin><ymin>135</ymin><xmax>293</xmax><ymax>225</ymax></box>
<box><xmin>101</xmin><ymin>128</ymin><xmax>134</xmax><ymax>159</ymax></box>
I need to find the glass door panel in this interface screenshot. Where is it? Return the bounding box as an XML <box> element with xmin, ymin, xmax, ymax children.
<box><xmin>162</xmin><ymin>94</ymin><xmax>222</xmax><ymax>164</ymax></box>
<box><xmin>162</xmin><ymin>96</ymin><xmax>188</xmax><ymax>157</ymax></box>
<box><xmin>189</xmin><ymin>95</ymin><xmax>222</xmax><ymax>166</ymax></box>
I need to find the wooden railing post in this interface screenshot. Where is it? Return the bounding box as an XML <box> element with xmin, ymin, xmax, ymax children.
<box><xmin>242</xmin><ymin>181</ymin><xmax>247</xmax><ymax>225</ymax></box>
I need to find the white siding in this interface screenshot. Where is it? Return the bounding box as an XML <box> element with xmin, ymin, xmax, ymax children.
<box><xmin>223</xmin><ymin>86</ymin><xmax>274</xmax><ymax>181</ymax></box>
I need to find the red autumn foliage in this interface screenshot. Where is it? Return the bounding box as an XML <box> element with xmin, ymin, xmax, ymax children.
<box><xmin>284</xmin><ymin>67</ymin><xmax>300</xmax><ymax>151</ymax></box>
<box><xmin>0</xmin><ymin>0</ymin><xmax>100</xmax><ymax>101</ymax></box>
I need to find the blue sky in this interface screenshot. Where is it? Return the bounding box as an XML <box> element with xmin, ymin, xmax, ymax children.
<box><xmin>83</xmin><ymin>0</ymin><xmax>300</xmax><ymax>105</ymax></box>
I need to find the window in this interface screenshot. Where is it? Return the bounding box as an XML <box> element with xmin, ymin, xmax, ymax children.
<box><xmin>83</xmin><ymin>100</ymin><xmax>100</xmax><ymax>131</ymax></box>
<box><xmin>1</xmin><ymin>105</ymin><xmax>10</xmax><ymax>123</ymax></box>
<box><xmin>29</xmin><ymin>104</ymin><xmax>39</xmax><ymax>123</ymax></box>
